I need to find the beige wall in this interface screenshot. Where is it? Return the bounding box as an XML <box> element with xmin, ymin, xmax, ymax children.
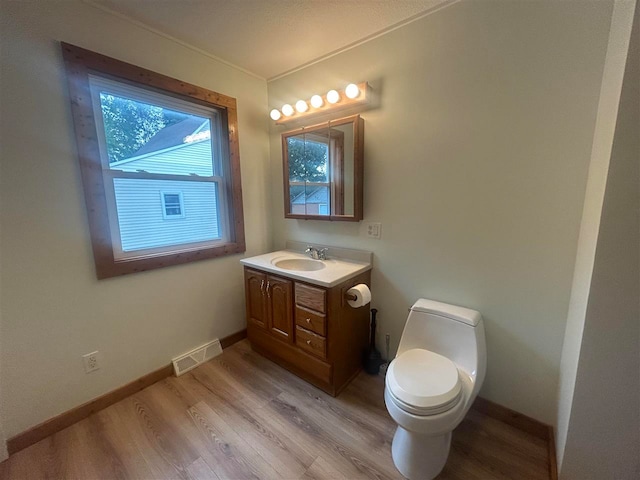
<box><xmin>557</xmin><ymin>1</ymin><xmax>638</xmax><ymax>476</ymax></box>
<box><xmin>0</xmin><ymin>28</ymin><xmax>6</xmax><ymax>454</ymax></box>
<box><xmin>0</xmin><ymin>65</ymin><xmax>6</xmax><ymax>457</ymax></box>
<box><xmin>0</xmin><ymin>1</ymin><xmax>270</xmax><ymax>437</ymax></box>
<box><xmin>268</xmin><ymin>0</ymin><xmax>613</xmax><ymax>424</ymax></box>
<box><xmin>0</xmin><ymin>0</ymin><xmax>629</xmax><ymax>446</ymax></box>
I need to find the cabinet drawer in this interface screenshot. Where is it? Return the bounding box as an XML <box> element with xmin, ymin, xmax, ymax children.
<box><xmin>295</xmin><ymin>306</ymin><xmax>326</xmax><ymax>337</ymax></box>
<box><xmin>296</xmin><ymin>326</ymin><xmax>327</xmax><ymax>359</ymax></box>
<box><xmin>295</xmin><ymin>283</ymin><xmax>326</xmax><ymax>313</ymax></box>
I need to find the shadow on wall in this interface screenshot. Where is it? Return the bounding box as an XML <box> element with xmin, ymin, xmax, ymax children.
<box><xmin>369</xmin><ymin>267</ymin><xmax>410</xmax><ymax>359</ymax></box>
<box><xmin>482</xmin><ymin>320</ymin><xmax>558</xmax><ymax>414</ymax></box>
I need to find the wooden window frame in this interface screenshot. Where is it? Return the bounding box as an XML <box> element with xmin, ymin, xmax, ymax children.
<box><xmin>61</xmin><ymin>43</ymin><xmax>245</xmax><ymax>279</ymax></box>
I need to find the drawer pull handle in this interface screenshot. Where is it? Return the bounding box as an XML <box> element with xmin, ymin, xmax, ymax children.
<box><xmin>306</xmin><ymin>340</ymin><xmax>312</xmax><ymax>345</ymax></box>
<box><xmin>305</xmin><ymin>318</ymin><xmax>311</xmax><ymax>323</ymax></box>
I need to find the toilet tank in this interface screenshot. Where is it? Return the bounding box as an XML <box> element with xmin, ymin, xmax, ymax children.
<box><xmin>397</xmin><ymin>299</ymin><xmax>486</xmax><ymax>386</ymax></box>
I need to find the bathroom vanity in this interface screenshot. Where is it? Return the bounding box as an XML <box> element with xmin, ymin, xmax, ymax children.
<box><xmin>241</xmin><ymin>243</ymin><xmax>372</xmax><ymax>396</ymax></box>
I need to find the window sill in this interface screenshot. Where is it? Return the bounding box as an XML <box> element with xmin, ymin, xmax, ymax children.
<box><xmin>95</xmin><ymin>241</ymin><xmax>246</xmax><ymax>279</ymax></box>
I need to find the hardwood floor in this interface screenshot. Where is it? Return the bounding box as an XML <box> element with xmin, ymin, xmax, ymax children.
<box><xmin>0</xmin><ymin>340</ymin><xmax>550</xmax><ymax>479</ymax></box>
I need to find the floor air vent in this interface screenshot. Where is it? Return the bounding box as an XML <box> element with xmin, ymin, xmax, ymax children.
<box><xmin>172</xmin><ymin>339</ymin><xmax>222</xmax><ymax>376</ymax></box>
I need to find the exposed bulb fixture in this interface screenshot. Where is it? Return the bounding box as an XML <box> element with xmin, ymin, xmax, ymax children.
<box><xmin>295</xmin><ymin>100</ymin><xmax>308</xmax><ymax>113</ymax></box>
<box><xmin>326</xmin><ymin>89</ymin><xmax>340</xmax><ymax>104</ymax></box>
<box><xmin>282</xmin><ymin>104</ymin><xmax>294</xmax><ymax>116</ymax></box>
<box><xmin>310</xmin><ymin>94</ymin><xmax>324</xmax><ymax>108</ymax></box>
<box><xmin>345</xmin><ymin>83</ymin><xmax>360</xmax><ymax>99</ymax></box>
<box><xmin>268</xmin><ymin>81</ymin><xmax>369</xmax><ymax>123</ymax></box>
<box><xmin>269</xmin><ymin>109</ymin><xmax>281</xmax><ymax>121</ymax></box>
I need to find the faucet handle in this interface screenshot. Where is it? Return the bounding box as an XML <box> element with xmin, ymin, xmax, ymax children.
<box><xmin>318</xmin><ymin>248</ymin><xmax>329</xmax><ymax>260</ymax></box>
<box><xmin>305</xmin><ymin>245</ymin><xmax>319</xmax><ymax>259</ymax></box>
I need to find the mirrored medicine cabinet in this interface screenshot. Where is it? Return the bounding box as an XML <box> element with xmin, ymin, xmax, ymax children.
<box><xmin>282</xmin><ymin>115</ymin><xmax>364</xmax><ymax>221</ymax></box>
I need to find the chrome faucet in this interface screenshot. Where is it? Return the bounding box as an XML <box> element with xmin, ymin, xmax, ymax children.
<box><xmin>305</xmin><ymin>245</ymin><xmax>328</xmax><ymax>260</ymax></box>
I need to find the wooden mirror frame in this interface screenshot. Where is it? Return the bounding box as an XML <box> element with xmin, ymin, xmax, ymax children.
<box><xmin>282</xmin><ymin>114</ymin><xmax>364</xmax><ymax>222</ymax></box>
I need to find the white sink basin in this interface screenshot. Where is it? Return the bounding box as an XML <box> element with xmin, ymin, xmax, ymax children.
<box><xmin>272</xmin><ymin>258</ymin><xmax>326</xmax><ymax>271</ymax></box>
<box><xmin>241</xmin><ymin>244</ymin><xmax>372</xmax><ymax>287</ymax></box>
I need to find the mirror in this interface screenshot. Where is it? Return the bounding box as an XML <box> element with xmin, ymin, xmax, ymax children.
<box><xmin>282</xmin><ymin>115</ymin><xmax>363</xmax><ymax>221</ymax></box>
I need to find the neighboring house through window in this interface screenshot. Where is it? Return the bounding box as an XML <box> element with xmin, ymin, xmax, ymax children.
<box><xmin>161</xmin><ymin>192</ymin><xmax>184</xmax><ymax>219</ymax></box>
<box><xmin>287</xmin><ymin>136</ymin><xmax>331</xmax><ymax>216</ymax></box>
<box><xmin>285</xmin><ymin>129</ymin><xmax>345</xmax><ymax>217</ymax></box>
<box><xmin>62</xmin><ymin>43</ymin><xmax>245</xmax><ymax>278</ymax></box>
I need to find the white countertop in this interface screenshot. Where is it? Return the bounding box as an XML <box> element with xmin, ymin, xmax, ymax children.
<box><xmin>240</xmin><ymin>249</ymin><xmax>372</xmax><ymax>287</ymax></box>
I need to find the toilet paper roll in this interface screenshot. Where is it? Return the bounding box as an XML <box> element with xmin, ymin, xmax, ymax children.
<box><xmin>347</xmin><ymin>284</ymin><xmax>371</xmax><ymax>308</ymax></box>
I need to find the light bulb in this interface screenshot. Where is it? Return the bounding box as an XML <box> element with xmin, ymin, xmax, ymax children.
<box><xmin>269</xmin><ymin>109</ymin><xmax>281</xmax><ymax>121</ymax></box>
<box><xmin>295</xmin><ymin>100</ymin><xmax>308</xmax><ymax>113</ymax></box>
<box><xmin>310</xmin><ymin>94</ymin><xmax>323</xmax><ymax>108</ymax></box>
<box><xmin>326</xmin><ymin>89</ymin><xmax>340</xmax><ymax>104</ymax></box>
<box><xmin>345</xmin><ymin>83</ymin><xmax>360</xmax><ymax>99</ymax></box>
<box><xmin>282</xmin><ymin>104</ymin><xmax>294</xmax><ymax>116</ymax></box>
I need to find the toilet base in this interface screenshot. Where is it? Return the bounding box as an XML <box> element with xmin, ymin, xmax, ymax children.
<box><xmin>391</xmin><ymin>426</ymin><xmax>451</xmax><ymax>480</ymax></box>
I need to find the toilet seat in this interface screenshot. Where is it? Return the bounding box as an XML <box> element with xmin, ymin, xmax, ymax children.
<box><xmin>387</xmin><ymin>348</ymin><xmax>462</xmax><ymax>416</ymax></box>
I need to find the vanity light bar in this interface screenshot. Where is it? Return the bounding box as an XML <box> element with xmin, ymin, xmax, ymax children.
<box><xmin>270</xmin><ymin>81</ymin><xmax>370</xmax><ymax>125</ymax></box>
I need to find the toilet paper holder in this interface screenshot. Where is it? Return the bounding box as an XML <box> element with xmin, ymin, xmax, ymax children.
<box><xmin>344</xmin><ymin>283</ymin><xmax>371</xmax><ymax>308</ymax></box>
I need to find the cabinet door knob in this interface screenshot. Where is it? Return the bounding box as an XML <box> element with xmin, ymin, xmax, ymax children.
<box><xmin>306</xmin><ymin>340</ymin><xmax>312</xmax><ymax>345</ymax></box>
<box><xmin>305</xmin><ymin>318</ymin><xmax>311</xmax><ymax>324</ymax></box>
<box><xmin>260</xmin><ymin>279</ymin><xmax>265</xmax><ymax>295</ymax></box>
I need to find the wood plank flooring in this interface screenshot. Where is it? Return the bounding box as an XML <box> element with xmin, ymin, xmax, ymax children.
<box><xmin>0</xmin><ymin>340</ymin><xmax>550</xmax><ymax>479</ymax></box>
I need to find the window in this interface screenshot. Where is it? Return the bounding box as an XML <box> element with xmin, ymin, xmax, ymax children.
<box><xmin>283</xmin><ymin>123</ymin><xmax>349</xmax><ymax>219</ymax></box>
<box><xmin>62</xmin><ymin>43</ymin><xmax>245</xmax><ymax>278</ymax></box>
<box><xmin>287</xmin><ymin>135</ymin><xmax>332</xmax><ymax>216</ymax></box>
<box><xmin>161</xmin><ymin>192</ymin><xmax>184</xmax><ymax>219</ymax></box>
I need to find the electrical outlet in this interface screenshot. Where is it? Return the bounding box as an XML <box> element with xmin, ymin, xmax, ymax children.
<box><xmin>366</xmin><ymin>222</ymin><xmax>382</xmax><ymax>239</ymax></box>
<box><xmin>82</xmin><ymin>351</ymin><xmax>100</xmax><ymax>373</ymax></box>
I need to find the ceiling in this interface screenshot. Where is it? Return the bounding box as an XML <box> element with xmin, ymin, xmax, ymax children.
<box><xmin>91</xmin><ymin>0</ymin><xmax>454</xmax><ymax>80</ymax></box>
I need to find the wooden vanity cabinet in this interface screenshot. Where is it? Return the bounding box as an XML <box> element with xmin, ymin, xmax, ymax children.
<box><xmin>245</xmin><ymin>269</ymin><xmax>268</xmax><ymax>329</ymax></box>
<box><xmin>245</xmin><ymin>269</ymin><xmax>293</xmax><ymax>342</ymax></box>
<box><xmin>267</xmin><ymin>276</ymin><xmax>293</xmax><ymax>342</ymax></box>
<box><xmin>244</xmin><ymin>266</ymin><xmax>371</xmax><ymax>396</ymax></box>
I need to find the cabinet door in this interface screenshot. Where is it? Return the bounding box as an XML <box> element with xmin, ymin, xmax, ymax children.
<box><xmin>245</xmin><ymin>269</ymin><xmax>267</xmax><ymax>329</ymax></box>
<box><xmin>267</xmin><ymin>275</ymin><xmax>293</xmax><ymax>342</ymax></box>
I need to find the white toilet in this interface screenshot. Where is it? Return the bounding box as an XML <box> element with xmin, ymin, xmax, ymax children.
<box><xmin>384</xmin><ymin>298</ymin><xmax>486</xmax><ymax>480</ymax></box>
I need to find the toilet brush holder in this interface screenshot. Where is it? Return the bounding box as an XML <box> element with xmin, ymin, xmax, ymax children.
<box><xmin>364</xmin><ymin>308</ymin><xmax>384</xmax><ymax>374</ymax></box>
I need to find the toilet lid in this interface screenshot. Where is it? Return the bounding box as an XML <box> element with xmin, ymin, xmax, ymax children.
<box><xmin>387</xmin><ymin>348</ymin><xmax>461</xmax><ymax>412</ymax></box>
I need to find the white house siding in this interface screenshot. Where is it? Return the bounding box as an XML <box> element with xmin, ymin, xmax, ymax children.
<box><xmin>108</xmin><ymin>139</ymin><xmax>221</xmax><ymax>254</ymax></box>
<box><xmin>113</xmin><ymin>177</ymin><xmax>220</xmax><ymax>253</ymax></box>
<box><xmin>114</xmin><ymin>140</ymin><xmax>214</xmax><ymax>176</ymax></box>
